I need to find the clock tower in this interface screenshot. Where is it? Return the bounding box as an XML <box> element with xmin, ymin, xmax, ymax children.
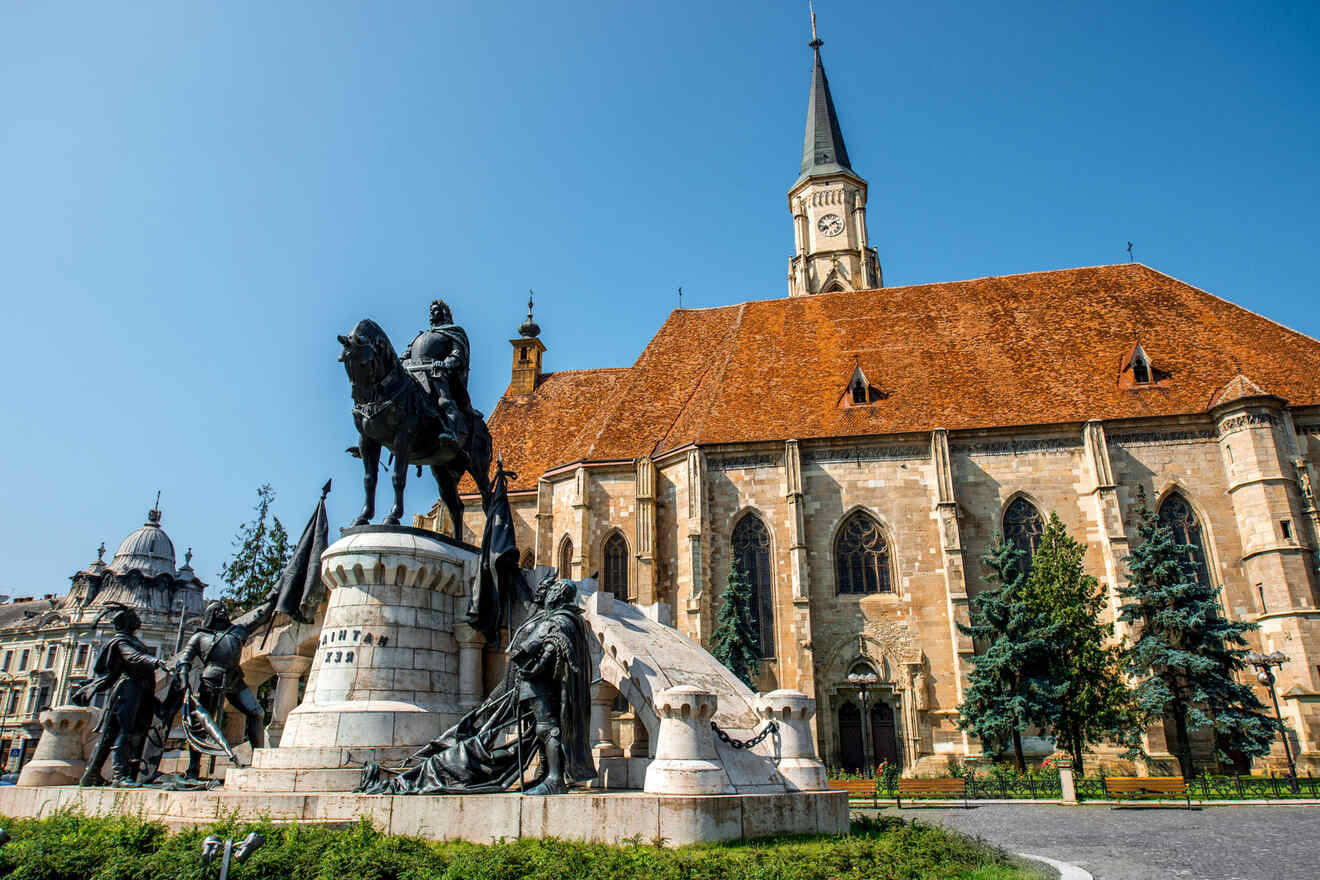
<box><xmin>787</xmin><ymin>30</ymin><xmax>882</xmax><ymax>297</ymax></box>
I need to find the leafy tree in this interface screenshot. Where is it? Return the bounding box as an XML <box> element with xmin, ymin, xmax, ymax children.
<box><xmin>711</xmin><ymin>560</ymin><xmax>761</xmax><ymax>688</ymax></box>
<box><xmin>957</xmin><ymin>536</ymin><xmax>1062</xmax><ymax>772</ymax></box>
<box><xmin>1119</xmin><ymin>490</ymin><xmax>1280</xmax><ymax>779</ymax></box>
<box><xmin>220</xmin><ymin>484</ymin><xmax>291</xmax><ymax>611</ymax></box>
<box><xmin>1025</xmin><ymin>513</ymin><xmax>1138</xmax><ymax>774</ymax></box>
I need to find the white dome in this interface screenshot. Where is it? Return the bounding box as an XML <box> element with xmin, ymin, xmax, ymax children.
<box><xmin>109</xmin><ymin>508</ymin><xmax>176</xmax><ymax>578</ymax></box>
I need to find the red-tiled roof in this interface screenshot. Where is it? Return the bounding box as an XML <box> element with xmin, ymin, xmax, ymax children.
<box><xmin>477</xmin><ymin>368</ymin><xmax>628</xmax><ymax>492</ymax></box>
<box><xmin>485</xmin><ymin>264</ymin><xmax>1320</xmax><ymax>491</ymax></box>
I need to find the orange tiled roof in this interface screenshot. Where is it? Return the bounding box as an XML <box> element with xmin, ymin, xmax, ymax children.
<box><xmin>486</xmin><ymin>264</ymin><xmax>1320</xmax><ymax>491</ymax></box>
<box><xmin>479</xmin><ymin>368</ymin><xmax>628</xmax><ymax>492</ymax></box>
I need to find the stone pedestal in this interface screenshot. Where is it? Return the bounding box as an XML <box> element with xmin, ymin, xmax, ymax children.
<box><xmin>644</xmin><ymin>686</ymin><xmax>732</xmax><ymax>795</ymax></box>
<box><xmin>1057</xmin><ymin>756</ymin><xmax>1078</xmax><ymax>805</ymax></box>
<box><xmin>228</xmin><ymin>527</ymin><xmax>477</xmax><ymax>792</ymax></box>
<box><xmin>757</xmin><ymin>689</ymin><xmax>826</xmax><ymax>791</ymax></box>
<box><xmin>17</xmin><ymin>706</ymin><xmax>91</xmax><ymax>787</ymax></box>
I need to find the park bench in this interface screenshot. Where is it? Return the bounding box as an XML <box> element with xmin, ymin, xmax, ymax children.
<box><xmin>896</xmin><ymin>777</ymin><xmax>968</xmax><ymax>809</ymax></box>
<box><xmin>827</xmin><ymin>778</ymin><xmax>879</xmax><ymax>808</ymax></box>
<box><xmin>1103</xmin><ymin>775</ymin><xmax>1192</xmax><ymax>809</ymax></box>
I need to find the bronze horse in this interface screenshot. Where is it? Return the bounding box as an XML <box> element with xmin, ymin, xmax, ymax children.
<box><xmin>338</xmin><ymin>319</ymin><xmax>492</xmax><ymax>537</ymax></box>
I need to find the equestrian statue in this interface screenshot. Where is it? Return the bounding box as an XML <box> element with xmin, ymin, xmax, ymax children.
<box><xmin>338</xmin><ymin>299</ymin><xmax>493</xmax><ymax>536</ymax></box>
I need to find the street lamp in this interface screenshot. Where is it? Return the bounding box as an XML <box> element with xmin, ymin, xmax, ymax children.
<box><xmin>1246</xmin><ymin>650</ymin><xmax>1298</xmax><ymax>793</ymax></box>
<box><xmin>202</xmin><ymin>831</ymin><xmax>263</xmax><ymax>879</ymax></box>
<box><xmin>847</xmin><ymin>669</ymin><xmax>879</xmax><ymax>777</ymax></box>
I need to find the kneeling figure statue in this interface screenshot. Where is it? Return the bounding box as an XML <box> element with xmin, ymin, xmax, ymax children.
<box><xmin>359</xmin><ymin>575</ymin><xmax>596</xmax><ymax>794</ymax></box>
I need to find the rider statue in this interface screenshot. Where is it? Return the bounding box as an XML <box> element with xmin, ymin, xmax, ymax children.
<box><xmin>402</xmin><ymin>299</ymin><xmax>473</xmax><ymax>443</ymax></box>
<box><xmin>73</xmin><ymin>604</ymin><xmax>169</xmax><ymax>787</ymax></box>
<box><xmin>174</xmin><ymin>596</ymin><xmax>279</xmax><ymax>778</ymax></box>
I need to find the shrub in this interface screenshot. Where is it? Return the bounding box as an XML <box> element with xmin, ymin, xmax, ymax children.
<box><xmin>0</xmin><ymin>809</ymin><xmax>1047</xmax><ymax>880</ymax></box>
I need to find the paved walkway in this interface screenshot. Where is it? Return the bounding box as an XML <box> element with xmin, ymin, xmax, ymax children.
<box><xmin>862</xmin><ymin>804</ymin><xmax>1320</xmax><ymax>880</ymax></box>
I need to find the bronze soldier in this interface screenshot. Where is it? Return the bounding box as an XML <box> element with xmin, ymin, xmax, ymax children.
<box><xmin>401</xmin><ymin>299</ymin><xmax>473</xmax><ymax>441</ymax></box>
<box><xmin>174</xmin><ymin>596</ymin><xmax>278</xmax><ymax>778</ymax></box>
<box><xmin>73</xmin><ymin>604</ymin><xmax>169</xmax><ymax>787</ymax></box>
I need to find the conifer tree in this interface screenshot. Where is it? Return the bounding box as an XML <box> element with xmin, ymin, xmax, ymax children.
<box><xmin>1025</xmin><ymin>513</ymin><xmax>1137</xmax><ymax>775</ymax></box>
<box><xmin>220</xmin><ymin>484</ymin><xmax>291</xmax><ymax>611</ymax></box>
<box><xmin>711</xmin><ymin>560</ymin><xmax>761</xmax><ymax>688</ymax></box>
<box><xmin>957</xmin><ymin>536</ymin><xmax>1063</xmax><ymax>772</ymax></box>
<box><xmin>1119</xmin><ymin>490</ymin><xmax>1279</xmax><ymax>779</ymax></box>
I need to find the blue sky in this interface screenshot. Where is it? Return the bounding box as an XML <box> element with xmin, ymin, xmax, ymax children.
<box><xmin>2</xmin><ymin>1</ymin><xmax>1317</xmax><ymax>597</ymax></box>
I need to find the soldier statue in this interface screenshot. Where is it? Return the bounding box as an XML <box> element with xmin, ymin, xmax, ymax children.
<box><xmin>401</xmin><ymin>299</ymin><xmax>474</xmax><ymax>444</ymax></box>
<box><xmin>73</xmin><ymin>603</ymin><xmax>169</xmax><ymax>787</ymax></box>
<box><xmin>358</xmin><ymin>573</ymin><xmax>596</xmax><ymax>795</ymax></box>
<box><xmin>174</xmin><ymin>596</ymin><xmax>279</xmax><ymax>778</ymax></box>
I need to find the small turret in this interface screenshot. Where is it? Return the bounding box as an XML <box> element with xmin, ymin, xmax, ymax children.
<box><xmin>510</xmin><ymin>290</ymin><xmax>546</xmax><ymax>394</ymax></box>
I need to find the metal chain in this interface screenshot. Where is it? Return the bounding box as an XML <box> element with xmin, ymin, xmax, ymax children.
<box><xmin>710</xmin><ymin>719</ymin><xmax>778</xmax><ymax>750</ymax></box>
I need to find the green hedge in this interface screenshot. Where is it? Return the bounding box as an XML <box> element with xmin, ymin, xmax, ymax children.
<box><xmin>0</xmin><ymin>811</ymin><xmax>1047</xmax><ymax>880</ymax></box>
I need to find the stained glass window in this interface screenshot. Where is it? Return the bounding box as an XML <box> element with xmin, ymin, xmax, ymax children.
<box><xmin>558</xmin><ymin>537</ymin><xmax>573</xmax><ymax>578</ymax></box>
<box><xmin>732</xmin><ymin>513</ymin><xmax>775</xmax><ymax>658</ymax></box>
<box><xmin>1003</xmin><ymin>497</ymin><xmax>1045</xmax><ymax>575</ymax></box>
<box><xmin>835</xmin><ymin>512</ymin><xmax>892</xmax><ymax>594</ymax></box>
<box><xmin>1158</xmin><ymin>493</ymin><xmax>1212</xmax><ymax>587</ymax></box>
<box><xmin>603</xmin><ymin>532</ymin><xmax>630</xmax><ymax>601</ymax></box>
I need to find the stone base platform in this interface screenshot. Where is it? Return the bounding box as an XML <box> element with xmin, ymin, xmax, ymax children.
<box><xmin>0</xmin><ymin>786</ymin><xmax>846</xmax><ymax>846</ymax></box>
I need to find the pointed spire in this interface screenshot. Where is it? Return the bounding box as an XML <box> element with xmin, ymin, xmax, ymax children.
<box><xmin>798</xmin><ymin>21</ymin><xmax>854</xmax><ymax>184</ymax></box>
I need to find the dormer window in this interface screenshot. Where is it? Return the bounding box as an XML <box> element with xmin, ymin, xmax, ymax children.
<box><xmin>842</xmin><ymin>365</ymin><xmax>881</xmax><ymax>407</ymax></box>
<box><xmin>1120</xmin><ymin>342</ymin><xmax>1161</xmax><ymax>388</ymax></box>
<box><xmin>1132</xmin><ymin>352</ymin><xmax>1150</xmax><ymax>384</ymax></box>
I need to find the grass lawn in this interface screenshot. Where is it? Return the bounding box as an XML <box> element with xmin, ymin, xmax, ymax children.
<box><xmin>0</xmin><ymin>810</ymin><xmax>1050</xmax><ymax>880</ymax></box>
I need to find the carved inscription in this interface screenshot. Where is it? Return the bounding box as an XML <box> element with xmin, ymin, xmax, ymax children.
<box><xmin>1217</xmin><ymin>412</ymin><xmax>1278</xmax><ymax>437</ymax></box>
<box><xmin>1110</xmin><ymin>428</ymin><xmax>1217</xmax><ymax>447</ymax></box>
<box><xmin>955</xmin><ymin>437</ymin><xmax>1080</xmax><ymax>456</ymax></box>
<box><xmin>804</xmin><ymin>445</ymin><xmax>929</xmax><ymax>465</ymax></box>
<box><xmin>709</xmin><ymin>453</ymin><xmax>782</xmax><ymax>472</ymax></box>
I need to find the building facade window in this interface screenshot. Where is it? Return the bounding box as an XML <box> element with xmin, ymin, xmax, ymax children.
<box><xmin>36</xmin><ymin>686</ymin><xmax>49</xmax><ymax>713</ymax></box>
<box><xmin>44</xmin><ymin>647</ymin><xmax>56</xmax><ymax>669</ymax></box>
<box><xmin>558</xmin><ymin>537</ymin><xmax>574</xmax><ymax>578</ymax></box>
<box><xmin>24</xmin><ymin>689</ymin><xmax>36</xmax><ymax>714</ymax></box>
<box><xmin>731</xmin><ymin>513</ymin><xmax>776</xmax><ymax>659</ymax></box>
<box><xmin>1</xmin><ymin>652</ymin><xmax>9</xmax><ymax>673</ymax></box>
<box><xmin>5</xmin><ymin>690</ymin><xmax>18</xmax><ymax>714</ymax></box>
<box><xmin>602</xmin><ymin>532</ymin><xmax>630</xmax><ymax>601</ymax></box>
<box><xmin>1003</xmin><ymin>497</ymin><xmax>1045</xmax><ymax>575</ymax></box>
<box><xmin>17</xmin><ymin>650</ymin><xmax>29</xmax><ymax>671</ymax></box>
<box><xmin>835</xmin><ymin>511</ymin><xmax>892</xmax><ymax>594</ymax></box>
<box><xmin>75</xmin><ymin>644</ymin><xmax>89</xmax><ymax>667</ymax></box>
<box><xmin>1158</xmin><ymin>492</ymin><xmax>1212</xmax><ymax>587</ymax></box>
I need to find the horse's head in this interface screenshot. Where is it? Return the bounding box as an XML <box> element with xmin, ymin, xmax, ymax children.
<box><xmin>338</xmin><ymin>319</ymin><xmax>396</xmax><ymax>391</ymax></box>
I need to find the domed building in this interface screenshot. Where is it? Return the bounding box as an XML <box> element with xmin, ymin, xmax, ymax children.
<box><xmin>0</xmin><ymin>504</ymin><xmax>205</xmax><ymax>772</ymax></box>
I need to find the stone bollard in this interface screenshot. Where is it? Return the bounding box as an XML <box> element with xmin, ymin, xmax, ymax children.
<box><xmin>1057</xmin><ymin>755</ymin><xmax>1077</xmax><ymax>805</ymax></box>
<box><xmin>757</xmin><ymin>689</ymin><xmax>827</xmax><ymax>791</ymax></box>
<box><xmin>18</xmin><ymin>706</ymin><xmax>92</xmax><ymax>786</ymax></box>
<box><xmin>643</xmin><ymin>686</ymin><xmax>733</xmax><ymax>795</ymax></box>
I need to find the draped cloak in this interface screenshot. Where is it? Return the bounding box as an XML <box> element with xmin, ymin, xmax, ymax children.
<box><xmin>357</xmin><ymin>598</ymin><xmax>596</xmax><ymax>794</ymax></box>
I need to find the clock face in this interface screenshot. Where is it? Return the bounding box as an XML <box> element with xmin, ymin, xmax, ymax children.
<box><xmin>817</xmin><ymin>213</ymin><xmax>844</xmax><ymax>237</ymax></box>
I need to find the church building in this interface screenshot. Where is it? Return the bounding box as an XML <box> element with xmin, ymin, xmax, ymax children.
<box><xmin>418</xmin><ymin>34</ymin><xmax>1320</xmax><ymax>775</ymax></box>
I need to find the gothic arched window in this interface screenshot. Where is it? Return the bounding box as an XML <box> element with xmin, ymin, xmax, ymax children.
<box><xmin>558</xmin><ymin>537</ymin><xmax>573</xmax><ymax>579</ymax></box>
<box><xmin>732</xmin><ymin>513</ymin><xmax>775</xmax><ymax>659</ymax></box>
<box><xmin>1003</xmin><ymin>497</ymin><xmax>1045</xmax><ymax>575</ymax></box>
<box><xmin>602</xmin><ymin>532</ymin><xmax>630</xmax><ymax>601</ymax></box>
<box><xmin>1158</xmin><ymin>493</ymin><xmax>1212</xmax><ymax>587</ymax></box>
<box><xmin>835</xmin><ymin>511</ymin><xmax>892</xmax><ymax>594</ymax></box>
